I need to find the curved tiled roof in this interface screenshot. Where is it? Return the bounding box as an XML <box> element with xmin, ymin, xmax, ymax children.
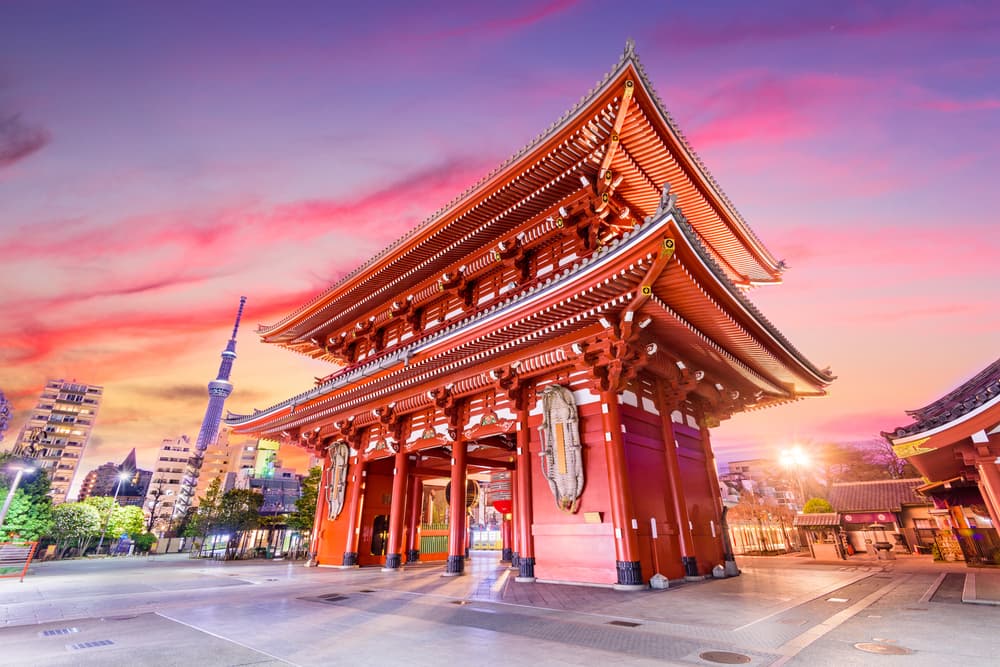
<box><xmin>829</xmin><ymin>479</ymin><xmax>930</xmax><ymax>513</ymax></box>
<box><xmin>258</xmin><ymin>41</ymin><xmax>784</xmax><ymax>345</ymax></box>
<box><xmin>885</xmin><ymin>357</ymin><xmax>1000</xmax><ymax>439</ymax></box>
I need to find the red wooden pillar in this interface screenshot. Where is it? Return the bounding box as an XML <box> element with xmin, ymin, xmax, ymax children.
<box><xmin>509</xmin><ymin>471</ymin><xmax>520</xmax><ymax>569</ymax></box>
<box><xmin>697</xmin><ymin>413</ymin><xmax>726</xmax><ymax>564</ymax></box>
<box><xmin>342</xmin><ymin>458</ymin><xmax>367</xmax><ymax>567</ymax></box>
<box><xmin>383</xmin><ymin>449</ymin><xmax>409</xmax><ymax>570</ymax></box>
<box><xmin>601</xmin><ymin>389</ymin><xmax>643</xmax><ymax>588</ymax></box>
<box><xmin>500</xmin><ymin>515</ymin><xmax>512</xmax><ymax>562</ymax></box>
<box><xmin>307</xmin><ymin>457</ymin><xmax>329</xmax><ymax>566</ymax></box>
<box><xmin>405</xmin><ymin>477</ymin><xmax>423</xmax><ymax>563</ymax></box>
<box><xmin>444</xmin><ymin>439</ymin><xmax>467</xmax><ymax>576</ymax></box>
<box><xmin>514</xmin><ymin>412</ymin><xmax>535</xmax><ymax>581</ymax></box>
<box><xmin>655</xmin><ymin>383</ymin><xmax>698</xmax><ymax>577</ymax></box>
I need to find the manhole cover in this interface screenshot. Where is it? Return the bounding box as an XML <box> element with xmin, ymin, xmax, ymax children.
<box><xmin>359</xmin><ymin>589</ymin><xmax>376</xmax><ymax>593</ymax></box>
<box><xmin>855</xmin><ymin>642</ymin><xmax>912</xmax><ymax>655</ymax></box>
<box><xmin>608</xmin><ymin>620</ymin><xmax>641</xmax><ymax>628</ymax></box>
<box><xmin>699</xmin><ymin>651</ymin><xmax>751</xmax><ymax>664</ymax></box>
<box><xmin>316</xmin><ymin>593</ymin><xmax>347</xmax><ymax>603</ymax></box>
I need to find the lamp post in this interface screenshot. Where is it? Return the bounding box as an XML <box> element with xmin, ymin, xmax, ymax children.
<box><xmin>96</xmin><ymin>471</ymin><xmax>131</xmax><ymax>555</ymax></box>
<box><xmin>779</xmin><ymin>445</ymin><xmax>809</xmax><ymax>509</ymax></box>
<box><xmin>0</xmin><ymin>464</ymin><xmax>36</xmax><ymax>531</ymax></box>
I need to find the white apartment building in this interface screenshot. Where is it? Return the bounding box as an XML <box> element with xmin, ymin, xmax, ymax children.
<box><xmin>144</xmin><ymin>435</ymin><xmax>193</xmax><ymax>534</ymax></box>
<box><xmin>12</xmin><ymin>379</ymin><xmax>103</xmax><ymax>504</ymax></box>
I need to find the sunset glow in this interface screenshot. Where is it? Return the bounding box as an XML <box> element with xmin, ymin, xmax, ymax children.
<box><xmin>1</xmin><ymin>1</ymin><xmax>997</xmax><ymax>496</ymax></box>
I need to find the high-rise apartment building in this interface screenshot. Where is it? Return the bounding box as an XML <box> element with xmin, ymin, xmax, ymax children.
<box><xmin>144</xmin><ymin>435</ymin><xmax>193</xmax><ymax>534</ymax></box>
<box><xmin>78</xmin><ymin>449</ymin><xmax>152</xmax><ymax>507</ymax></box>
<box><xmin>11</xmin><ymin>379</ymin><xmax>103</xmax><ymax>504</ymax></box>
<box><xmin>192</xmin><ymin>429</ymin><xmax>258</xmax><ymax>501</ymax></box>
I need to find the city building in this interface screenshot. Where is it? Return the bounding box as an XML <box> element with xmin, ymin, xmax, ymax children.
<box><xmin>77</xmin><ymin>449</ymin><xmax>152</xmax><ymax>507</ymax></box>
<box><xmin>721</xmin><ymin>459</ymin><xmax>800</xmax><ymax>510</ymax></box>
<box><xmin>192</xmin><ymin>429</ymin><xmax>258</xmax><ymax>500</ymax></box>
<box><xmin>10</xmin><ymin>379</ymin><xmax>103</xmax><ymax>503</ymax></box>
<box><xmin>144</xmin><ymin>435</ymin><xmax>193</xmax><ymax>534</ymax></box>
<box><xmin>884</xmin><ymin>357</ymin><xmax>1000</xmax><ymax>565</ymax></box>
<box><xmin>236</xmin><ymin>466</ymin><xmax>303</xmax><ymax>516</ymax></box>
<box><xmin>227</xmin><ymin>43</ymin><xmax>832</xmax><ymax>587</ymax></box>
<box><xmin>175</xmin><ymin>297</ymin><xmax>247</xmax><ymax>516</ymax></box>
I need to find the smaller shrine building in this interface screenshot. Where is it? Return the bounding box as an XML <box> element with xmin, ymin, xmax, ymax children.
<box><xmin>885</xmin><ymin>358</ymin><xmax>1000</xmax><ymax>566</ymax></box>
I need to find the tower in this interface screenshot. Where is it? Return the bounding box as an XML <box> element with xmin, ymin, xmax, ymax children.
<box><xmin>175</xmin><ymin>297</ymin><xmax>247</xmax><ymax>516</ymax></box>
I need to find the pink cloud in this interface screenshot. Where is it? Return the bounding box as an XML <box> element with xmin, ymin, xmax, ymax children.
<box><xmin>645</xmin><ymin>3</ymin><xmax>996</xmax><ymax>51</ymax></box>
<box><xmin>426</xmin><ymin>0</ymin><xmax>581</xmax><ymax>40</ymax></box>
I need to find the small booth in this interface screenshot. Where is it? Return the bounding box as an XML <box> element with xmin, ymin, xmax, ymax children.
<box><xmin>793</xmin><ymin>513</ymin><xmax>845</xmax><ymax>560</ymax></box>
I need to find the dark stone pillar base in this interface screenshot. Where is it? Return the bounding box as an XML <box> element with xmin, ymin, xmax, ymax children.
<box><xmin>342</xmin><ymin>552</ymin><xmax>358</xmax><ymax>567</ymax></box>
<box><xmin>384</xmin><ymin>553</ymin><xmax>402</xmax><ymax>569</ymax></box>
<box><xmin>682</xmin><ymin>556</ymin><xmax>699</xmax><ymax>577</ymax></box>
<box><xmin>501</xmin><ymin>547</ymin><xmax>513</xmax><ymax>563</ymax></box>
<box><xmin>511</xmin><ymin>552</ymin><xmax>520</xmax><ymax>569</ymax></box>
<box><xmin>515</xmin><ymin>556</ymin><xmax>535</xmax><ymax>582</ymax></box>
<box><xmin>406</xmin><ymin>549</ymin><xmax>420</xmax><ymax>564</ymax></box>
<box><xmin>443</xmin><ymin>555</ymin><xmax>465</xmax><ymax>576</ymax></box>
<box><xmin>616</xmin><ymin>560</ymin><xmax>643</xmax><ymax>587</ymax></box>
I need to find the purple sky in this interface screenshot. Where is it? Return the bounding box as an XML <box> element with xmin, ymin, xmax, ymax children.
<box><xmin>1</xmin><ymin>1</ymin><xmax>998</xmax><ymax>496</ymax></box>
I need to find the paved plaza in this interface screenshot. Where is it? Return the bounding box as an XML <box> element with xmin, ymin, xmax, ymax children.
<box><xmin>1</xmin><ymin>552</ymin><xmax>999</xmax><ymax>666</ymax></box>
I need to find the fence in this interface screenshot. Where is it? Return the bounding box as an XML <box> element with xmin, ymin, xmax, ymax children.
<box><xmin>728</xmin><ymin>521</ymin><xmax>800</xmax><ymax>555</ymax></box>
<box><xmin>0</xmin><ymin>541</ymin><xmax>39</xmax><ymax>582</ymax></box>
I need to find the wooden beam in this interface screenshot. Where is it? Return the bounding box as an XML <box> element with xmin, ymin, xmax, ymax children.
<box><xmin>596</xmin><ymin>79</ymin><xmax>635</xmax><ymax>194</ymax></box>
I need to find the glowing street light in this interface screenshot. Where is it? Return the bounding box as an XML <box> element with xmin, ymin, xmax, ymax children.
<box><xmin>96</xmin><ymin>471</ymin><xmax>132</xmax><ymax>555</ymax></box>
<box><xmin>0</xmin><ymin>464</ymin><xmax>36</xmax><ymax>531</ymax></box>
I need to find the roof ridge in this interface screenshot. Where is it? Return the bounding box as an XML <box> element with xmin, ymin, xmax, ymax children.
<box><xmin>259</xmin><ymin>44</ymin><xmax>636</xmax><ymax>338</ymax></box>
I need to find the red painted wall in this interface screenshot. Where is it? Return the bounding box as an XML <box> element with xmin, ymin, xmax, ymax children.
<box><xmin>675</xmin><ymin>423</ymin><xmax>725</xmax><ymax>570</ymax></box>
<box><xmin>621</xmin><ymin>404</ymin><xmax>685</xmax><ymax>580</ymax></box>
<box><xmin>530</xmin><ymin>399</ymin><xmax>617</xmax><ymax>585</ymax></box>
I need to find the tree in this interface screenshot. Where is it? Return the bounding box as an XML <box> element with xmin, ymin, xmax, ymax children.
<box><xmin>860</xmin><ymin>438</ymin><xmax>919</xmax><ymax>479</ymax></box>
<box><xmin>144</xmin><ymin>483</ymin><xmax>167</xmax><ymax>532</ymax></box>
<box><xmin>108</xmin><ymin>505</ymin><xmax>145</xmax><ymax>539</ymax></box>
<box><xmin>287</xmin><ymin>466</ymin><xmax>321</xmax><ymax>533</ymax></box>
<box><xmin>217</xmin><ymin>488</ymin><xmax>263</xmax><ymax>560</ymax></box>
<box><xmin>0</xmin><ymin>455</ymin><xmax>53</xmax><ymax>540</ymax></box>
<box><xmin>50</xmin><ymin>502</ymin><xmax>101</xmax><ymax>557</ymax></box>
<box><xmin>0</xmin><ymin>488</ymin><xmax>53</xmax><ymax>541</ymax></box>
<box><xmin>803</xmin><ymin>497</ymin><xmax>834</xmax><ymax>514</ymax></box>
<box><xmin>132</xmin><ymin>531</ymin><xmax>156</xmax><ymax>554</ymax></box>
<box><xmin>184</xmin><ymin>478</ymin><xmax>224</xmax><ymax>554</ymax></box>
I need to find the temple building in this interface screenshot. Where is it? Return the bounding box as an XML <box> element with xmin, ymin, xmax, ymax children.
<box><xmin>227</xmin><ymin>44</ymin><xmax>832</xmax><ymax>588</ymax></box>
<box><xmin>885</xmin><ymin>358</ymin><xmax>1000</xmax><ymax>565</ymax></box>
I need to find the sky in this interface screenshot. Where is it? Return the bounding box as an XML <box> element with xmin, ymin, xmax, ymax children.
<box><xmin>1</xmin><ymin>1</ymin><xmax>998</xmax><ymax>497</ymax></box>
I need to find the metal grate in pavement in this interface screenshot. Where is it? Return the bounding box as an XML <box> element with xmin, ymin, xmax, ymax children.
<box><xmin>67</xmin><ymin>639</ymin><xmax>115</xmax><ymax>651</ymax></box>
<box><xmin>39</xmin><ymin>628</ymin><xmax>78</xmax><ymax>637</ymax></box>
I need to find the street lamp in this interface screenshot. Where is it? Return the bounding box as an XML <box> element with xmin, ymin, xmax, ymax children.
<box><xmin>96</xmin><ymin>471</ymin><xmax>132</xmax><ymax>555</ymax></box>
<box><xmin>779</xmin><ymin>445</ymin><xmax>810</xmax><ymax>508</ymax></box>
<box><xmin>0</xmin><ymin>464</ymin><xmax>36</xmax><ymax>532</ymax></box>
